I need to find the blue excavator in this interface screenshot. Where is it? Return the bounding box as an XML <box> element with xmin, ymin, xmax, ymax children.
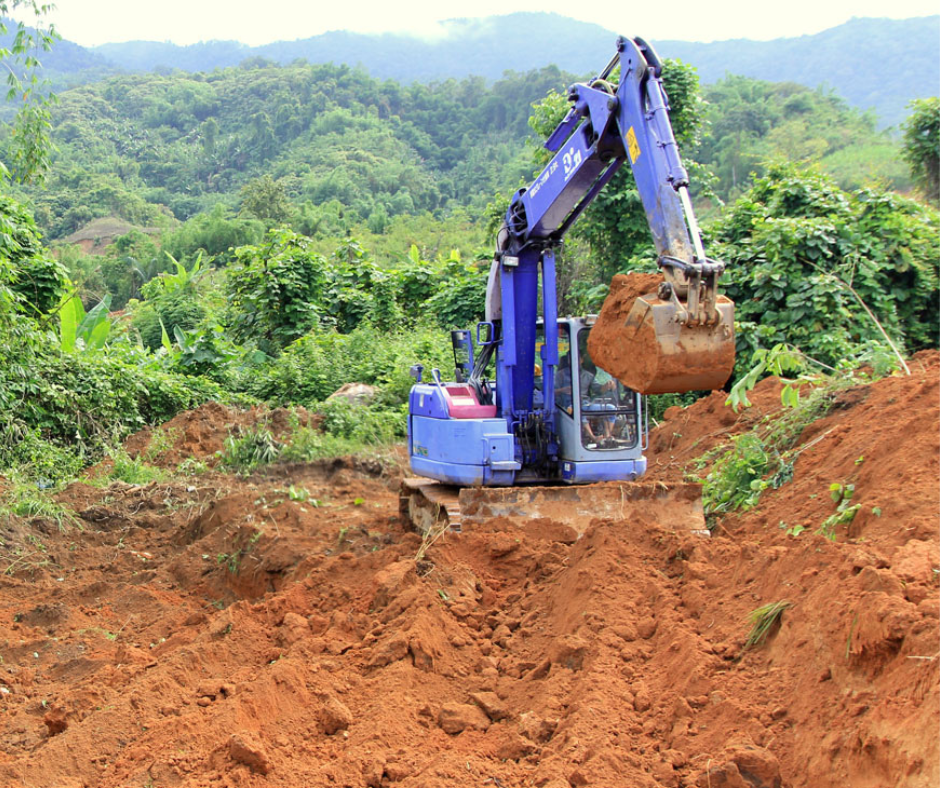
<box><xmin>402</xmin><ymin>37</ymin><xmax>734</xmax><ymax>530</ymax></box>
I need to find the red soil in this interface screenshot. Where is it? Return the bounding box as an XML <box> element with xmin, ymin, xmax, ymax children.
<box><xmin>0</xmin><ymin>354</ymin><xmax>935</xmax><ymax>787</ymax></box>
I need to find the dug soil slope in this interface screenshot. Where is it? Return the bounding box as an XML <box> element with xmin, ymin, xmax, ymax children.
<box><xmin>0</xmin><ymin>354</ymin><xmax>935</xmax><ymax>787</ymax></box>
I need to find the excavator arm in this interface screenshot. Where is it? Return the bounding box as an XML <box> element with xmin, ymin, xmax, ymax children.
<box><xmin>491</xmin><ymin>36</ymin><xmax>734</xmax><ymax>395</ymax></box>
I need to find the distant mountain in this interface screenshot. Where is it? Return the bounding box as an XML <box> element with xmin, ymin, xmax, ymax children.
<box><xmin>92</xmin><ymin>14</ymin><xmax>616</xmax><ymax>80</ymax></box>
<box><xmin>657</xmin><ymin>16</ymin><xmax>940</xmax><ymax>128</ymax></box>
<box><xmin>38</xmin><ymin>13</ymin><xmax>940</xmax><ymax>127</ymax></box>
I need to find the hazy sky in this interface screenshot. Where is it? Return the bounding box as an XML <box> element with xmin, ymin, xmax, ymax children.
<box><xmin>30</xmin><ymin>0</ymin><xmax>940</xmax><ymax>47</ymax></box>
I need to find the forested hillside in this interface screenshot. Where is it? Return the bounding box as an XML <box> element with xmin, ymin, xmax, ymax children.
<box><xmin>20</xmin><ymin>63</ymin><xmax>569</xmax><ymax>240</ymax></box>
<box><xmin>11</xmin><ymin>58</ymin><xmax>912</xmax><ymax>252</ymax></box>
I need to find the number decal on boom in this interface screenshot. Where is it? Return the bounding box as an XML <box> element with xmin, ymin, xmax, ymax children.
<box><xmin>562</xmin><ymin>146</ymin><xmax>583</xmax><ymax>181</ymax></box>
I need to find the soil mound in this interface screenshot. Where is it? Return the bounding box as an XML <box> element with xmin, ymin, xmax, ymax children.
<box><xmin>0</xmin><ymin>354</ymin><xmax>934</xmax><ymax>787</ymax></box>
<box><xmin>123</xmin><ymin>402</ymin><xmax>317</xmax><ymax>469</ymax></box>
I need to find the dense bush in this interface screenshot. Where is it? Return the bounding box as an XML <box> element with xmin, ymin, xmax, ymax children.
<box><xmin>0</xmin><ymin>195</ymin><xmax>68</xmax><ymax>316</ymax></box>
<box><xmin>712</xmin><ymin>163</ymin><xmax>939</xmax><ymax>373</ymax></box>
<box><xmin>243</xmin><ymin>321</ymin><xmax>453</xmax><ymax>408</ymax></box>
<box><xmin>227</xmin><ymin>229</ymin><xmax>329</xmax><ymax>352</ymax></box>
<box><xmin>0</xmin><ymin>322</ymin><xmax>240</xmax><ymax>477</ymax></box>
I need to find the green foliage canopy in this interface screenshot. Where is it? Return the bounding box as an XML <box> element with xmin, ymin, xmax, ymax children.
<box><xmin>712</xmin><ymin>163</ymin><xmax>939</xmax><ymax>374</ymax></box>
<box><xmin>901</xmin><ymin>97</ymin><xmax>940</xmax><ymax>204</ymax></box>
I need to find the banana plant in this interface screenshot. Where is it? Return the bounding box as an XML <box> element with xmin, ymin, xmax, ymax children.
<box><xmin>59</xmin><ymin>292</ymin><xmax>112</xmax><ymax>353</ymax></box>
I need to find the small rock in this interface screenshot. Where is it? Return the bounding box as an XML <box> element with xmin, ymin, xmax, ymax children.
<box><xmin>479</xmin><ymin>667</ymin><xmax>499</xmax><ymax>690</ymax></box>
<box><xmin>195</xmin><ymin>679</ymin><xmax>236</xmax><ymax>701</ymax></box>
<box><xmin>893</xmin><ymin>539</ymin><xmax>939</xmax><ymax>585</ymax></box>
<box><xmin>665</xmin><ymin>748</ymin><xmax>688</xmax><ymax>768</ymax></box>
<box><xmin>362</xmin><ymin>759</ymin><xmax>385</xmax><ymax>788</ymax></box>
<box><xmin>383</xmin><ymin>761</ymin><xmax>413</xmax><ymax>781</ymax></box>
<box><xmin>568</xmin><ymin>768</ymin><xmax>589</xmax><ymax>786</ymax></box>
<box><xmin>43</xmin><ymin>706</ymin><xmax>67</xmax><ymax>735</ymax></box>
<box><xmin>319</xmin><ymin>694</ymin><xmax>353</xmax><ymax>734</ymax></box>
<box><xmin>637</xmin><ymin>617</ymin><xmax>658</xmax><ymax>639</ymax></box>
<box><xmin>517</xmin><ymin>711</ymin><xmax>557</xmax><ymax>743</ymax></box>
<box><xmin>229</xmin><ymin>733</ymin><xmax>272</xmax><ymax>775</ymax></box>
<box><xmin>470</xmin><ymin>691</ymin><xmax>509</xmax><ymax>721</ymax></box>
<box><xmin>612</xmin><ymin>623</ymin><xmax>637</xmax><ymax>642</ymax></box>
<box><xmin>183</xmin><ymin>611</ymin><xmax>207</xmax><ymax>626</ymax></box>
<box><xmin>438</xmin><ymin>702</ymin><xmax>491</xmax><ymax>734</ymax></box>
<box><xmin>327</xmin><ymin>382</ymin><xmax>376</xmax><ymax>406</ymax></box>
<box><xmin>495</xmin><ymin>730</ymin><xmax>536</xmax><ymax>760</ymax></box>
<box><xmin>652</xmin><ymin>758</ymin><xmax>678</xmax><ymax>787</ymax></box>
<box><xmin>488</xmin><ymin>533</ymin><xmax>519</xmax><ymax>557</ymax></box>
<box><xmin>280</xmin><ymin>612</ymin><xmax>311</xmax><ymax>645</ymax></box>
<box><xmin>492</xmin><ymin>624</ymin><xmax>513</xmax><ymax>647</ymax></box>
<box><xmin>371</xmin><ymin>561</ymin><xmax>417</xmax><ymax>611</ymax></box>
<box><xmin>548</xmin><ymin>635</ymin><xmax>588</xmax><ymax>671</ymax></box>
<box><xmin>855</xmin><ymin>566</ymin><xmax>904</xmax><ymax>597</ymax></box>
<box><xmin>730</xmin><ymin>745</ymin><xmax>782</xmax><ymax>788</ymax></box>
<box><xmin>208</xmin><ymin>613</ymin><xmax>234</xmax><ymax>638</ymax></box>
<box><xmin>367</xmin><ymin>634</ymin><xmax>409</xmax><ymax>667</ymax></box>
<box><xmin>700</xmin><ymin>745</ymin><xmax>781</xmax><ymax>788</ymax></box>
<box><xmin>633</xmin><ymin>687</ymin><xmax>652</xmax><ymax>713</ymax></box>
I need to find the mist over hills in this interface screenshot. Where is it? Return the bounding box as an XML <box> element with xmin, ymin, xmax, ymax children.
<box><xmin>23</xmin><ymin>13</ymin><xmax>940</xmax><ymax>127</ymax></box>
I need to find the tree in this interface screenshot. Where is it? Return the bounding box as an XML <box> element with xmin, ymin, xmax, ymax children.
<box><xmin>227</xmin><ymin>229</ymin><xmax>329</xmax><ymax>352</ymax></box>
<box><xmin>712</xmin><ymin>163</ymin><xmax>939</xmax><ymax>374</ymax></box>
<box><xmin>0</xmin><ymin>1</ymin><xmax>59</xmax><ymax>183</ymax></box>
<box><xmin>901</xmin><ymin>97</ymin><xmax>940</xmax><ymax>205</ymax></box>
<box><xmin>238</xmin><ymin>175</ymin><xmax>293</xmax><ymax>227</ymax></box>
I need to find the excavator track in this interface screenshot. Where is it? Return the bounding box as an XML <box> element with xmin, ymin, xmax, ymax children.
<box><xmin>400</xmin><ymin>477</ymin><xmax>709</xmax><ymax>537</ymax></box>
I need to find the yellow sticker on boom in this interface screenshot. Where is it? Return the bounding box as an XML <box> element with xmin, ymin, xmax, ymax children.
<box><xmin>626</xmin><ymin>126</ymin><xmax>641</xmax><ymax>164</ymax></box>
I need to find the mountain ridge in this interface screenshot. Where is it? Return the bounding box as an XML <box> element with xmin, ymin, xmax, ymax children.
<box><xmin>20</xmin><ymin>13</ymin><xmax>940</xmax><ymax>127</ymax></box>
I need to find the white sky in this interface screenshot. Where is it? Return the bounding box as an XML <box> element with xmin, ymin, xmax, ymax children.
<box><xmin>27</xmin><ymin>0</ymin><xmax>940</xmax><ymax>47</ymax></box>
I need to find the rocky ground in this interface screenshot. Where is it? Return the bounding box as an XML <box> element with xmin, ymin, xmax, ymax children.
<box><xmin>0</xmin><ymin>354</ymin><xmax>935</xmax><ymax>787</ymax></box>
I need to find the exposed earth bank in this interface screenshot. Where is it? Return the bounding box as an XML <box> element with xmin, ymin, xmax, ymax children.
<box><xmin>0</xmin><ymin>354</ymin><xmax>936</xmax><ymax>787</ymax></box>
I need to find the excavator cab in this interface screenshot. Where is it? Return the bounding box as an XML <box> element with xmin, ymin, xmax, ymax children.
<box><xmin>546</xmin><ymin>319</ymin><xmax>646</xmax><ymax>482</ymax></box>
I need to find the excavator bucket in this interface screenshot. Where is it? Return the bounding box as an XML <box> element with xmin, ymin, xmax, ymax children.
<box><xmin>400</xmin><ymin>478</ymin><xmax>709</xmax><ymax>538</ymax></box>
<box><xmin>588</xmin><ymin>273</ymin><xmax>735</xmax><ymax>395</ymax></box>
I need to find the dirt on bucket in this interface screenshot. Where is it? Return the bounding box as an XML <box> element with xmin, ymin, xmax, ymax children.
<box><xmin>589</xmin><ymin>272</ymin><xmax>735</xmax><ymax>394</ymax></box>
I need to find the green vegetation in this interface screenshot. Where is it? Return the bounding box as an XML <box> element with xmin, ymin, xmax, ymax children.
<box><xmin>744</xmin><ymin>600</ymin><xmax>792</xmax><ymax>649</ymax></box>
<box><xmin>700</xmin><ymin>347</ymin><xmax>897</xmax><ymax>521</ymax></box>
<box><xmin>0</xmin><ymin>476</ymin><xmax>79</xmax><ymax>531</ymax></box>
<box><xmin>818</xmin><ymin>482</ymin><xmax>861</xmax><ymax>541</ymax></box>
<box><xmin>0</xmin><ymin>31</ymin><xmax>935</xmax><ymax>516</ymax></box>
<box><xmin>712</xmin><ymin>163</ymin><xmax>938</xmax><ymax>376</ymax></box>
<box><xmin>901</xmin><ymin>98</ymin><xmax>940</xmax><ymax>204</ymax></box>
<box><xmin>698</xmin><ymin>76</ymin><xmax>910</xmax><ymax>201</ymax></box>
<box><xmin>0</xmin><ymin>2</ymin><xmax>59</xmax><ymax>184</ymax></box>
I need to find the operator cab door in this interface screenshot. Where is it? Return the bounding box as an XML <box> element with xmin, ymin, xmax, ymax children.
<box><xmin>550</xmin><ymin>320</ymin><xmax>645</xmax><ymax>466</ymax></box>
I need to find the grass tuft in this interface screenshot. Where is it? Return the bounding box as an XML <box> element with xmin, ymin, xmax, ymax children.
<box><xmin>745</xmin><ymin>600</ymin><xmax>792</xmax><ymax>649</ymax></box>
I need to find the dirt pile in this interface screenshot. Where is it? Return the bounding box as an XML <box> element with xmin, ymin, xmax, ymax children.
<box><xmin>0</xmin><ymin>355</ymin><xmax>934</xmax><ymax>787</ymax></box>
<box><xmin>122</xmin><ymin>402</ymin><xmax>317</xmax><ymax>470</ymax></box>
